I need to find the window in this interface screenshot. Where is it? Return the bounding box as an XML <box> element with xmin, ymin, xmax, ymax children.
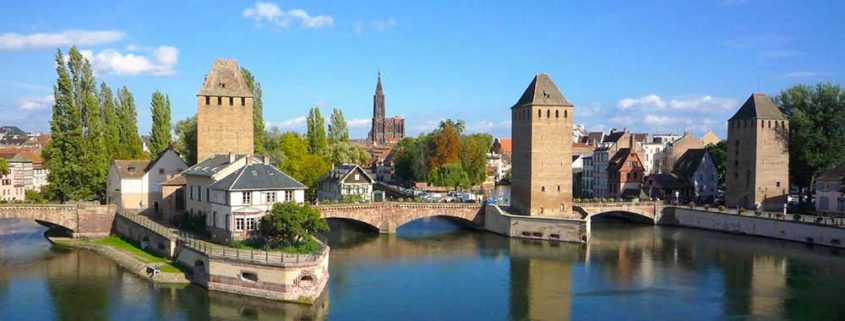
<box><xmin>205</xmin><ymin>96</ymin><xmax>210</xmax><ymax>105</ymax></box>
<box><xmin>206</xmin><ymin>188</ymin><xmax>210</xmax><ymax>203</ymax></box>
<box><xmin>235</xmin><ymin>218</ymin><xmax>245</xmax><ymax>231</ymax></box>
<box><xmin>285</xmin><ymin>190</ymin><xmax>293</xmax><ymax>202</ymax></box>
<box><xmin>555</xmin><ymin>110</ymin><xmax>559</xmax><ymax>118</ymax></box>
<box><xmin>212</xmin><ymin>212</ymin><xmax>217</xmax><ymax>228</ymax></box>
<box><xmin>564</xmin><ymin>110</ymin><xmax>568</xmax><ymax>118</ymax></box>
<box><xmin>198</xmin><ymin>186</ymin><xmax>202</xmax><ymax>201</ymax></box>
<box><xmin>246</xmin><ymin>217</ymin><xmax>257</xmax><ymax>231</ymax></box>
<box><xmin>355</xmin><ymin>174</ymin><xmax>360</xmax><ymax>180</ymax></box>
<box><xmin>541</xmin><ymin>186</ymin><xmax>545</xmax><ymax>192</ymax></box>
<box><xmin>819</xmin><ymin>197</ymin><xmax>829</xmax><ymax>210</ymax></box>
<box><xmin>229</xmin><ymin>97</ymin><xmax>233</xmax><ymax>106</ymax></box>
<box><xmin>243</xmin><ymin>192</ymin><xmax>251</xmax><ymax>204</ymax></box>
<box><xmin>776</xmin><ymin>181</ymin><xmax>781</xmax><ymax>187</ymax></box>
<box><xmin>838</xmin><ymin>198</ymin><xmax>845</xmax><ymax>211</ymax></box>
<box><xmin>241</xmin><ymin>97</ymin><xmax>246</xmax><ymax>106</ymax></box>
<box><xmin>158</xmin><ymin>168</ymin><xmax>165</xmax><ymax>175</ymax></box>
<box><xmin>546</xmin><ymin>109</ymin><xmax>550</xmax><ymax>118</ymax></box>
<box><xmin>266</xmin><ymin>192</ymin><xmax>277</xmax><ymax>203</ymax></box>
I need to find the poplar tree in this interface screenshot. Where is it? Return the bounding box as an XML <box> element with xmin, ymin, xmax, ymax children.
<box><xmin>116</xmin><ymin>86</ymin><xmax>144</xmax><ymax>158</ymax></box>
<box><xmin>306</xmin><ymin>107</ymin><xmax>327</xmax><ymax>155</ymax></box>
<box><xmin>328</xmin><ymin>108</ymin><xmax>349</xmax><ymax>143</ymax></box>
<box><xmin>100</xmin><ymin>82</ymin><xmax>120</xmax><ymax>160</ymax></box>
<box><xmin>149</xmin><ymin>90</ymin><xmax>172</xmax><ymax>157</ymax></box>
<box><xmin>79</xmin><ymin>54</ymin><xmax>109</xmax><ymax>200</ymax></box>
<box><xmin>241</xmin><ymin>68</ymin><xmax>265</xmax><ymax>155</ymax></box>
<box><xmin>43</xmin><ymin>49</ymin><xmax>85</xmax><ymax>201</ymax></box>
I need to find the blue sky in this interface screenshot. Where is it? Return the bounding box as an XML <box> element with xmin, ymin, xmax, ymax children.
<box><xmin>1</xmin><ymin>1</ymin><xmax>842</xmax><ymax>140</ymax></box>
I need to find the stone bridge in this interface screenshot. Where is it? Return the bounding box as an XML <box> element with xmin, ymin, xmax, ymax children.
<box><xmin>573</xmin><ymin>202</ymin><xmax>664</xmax><ymax>223</ymax></box>
<box><xmin>316</xmin><ymin>202</ymin><xmax>485</xmax><ymax>234</ymax></box>
<box><xmin>0</xmin><ymin>203</ymin><xmax>116</xmax><ymax>238</ymax></box>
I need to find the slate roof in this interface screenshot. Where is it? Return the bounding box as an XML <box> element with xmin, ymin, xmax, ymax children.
<box><xmin>317</xmin><ymin>164</ymin><xmax>374</xmax><ymax>185</ymax></box>
<box><xmin>582</xmin><ymin>131</ymin><xmax>604</xmax><ymax>146</ymax></box>
<box><xmin>210</xmin><ymin>163</ymin><xmax>306</xmax><ymax>191</ymax></box>
<box><xmin>817</xmin><ymin>162</ymin><xmax>845</xmax><ymax>182</ymax></box>
<box><xmin>673</xmin><ymin>149</ymin><xmax>707</xmax><ymax>178</ymax></box>
<box><xmin>608</xmin><ymin>148</ymin><xmax>632</xmax><ymax>172</ymax></box>
<box><xmin>729</xmin><ymin>93</ymin><xmax>787</xmax><ymax>121</ymax></box>
<box><xmin>113</xmin><ymin>160</ymin><xmax>152</xmax><ymax>179</ymax></box>
<box><xmin>632</xmin><ymin>133</ymin><xmax>650</xmax><ymax>143</ymax></box>
<box><xmin>197</xmin><ymin>59</ymin><xmax>253</xmax><ymax>97</ymax></box>
<box><xmin>511</xmin><ymin>73</ymin><xmax>572</xmax><ymax>108</ymax></box>
<box><xmin>183</xmin><ymin>154</ymin><xmax>247</xmax><ymax>177</ymax></box>
<box><xmin>604</xmin><ymin>131</ymin><xmax>626</xmax><ymax>144</ymax></box>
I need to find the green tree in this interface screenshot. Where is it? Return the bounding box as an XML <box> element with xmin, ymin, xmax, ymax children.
<box><xmin>775</xmin><ymin>83</ymin><xmax>845</xmax><ymax>198</ymax></box>
<box><xmin>328</xmin><ymin>108</ymin><xmax>349</xmax><ymax>143</ymax></box>
<box><xmin>174</xmin><ymin>116</ymin><xmax>198</xmax><ymax>165</ymax></box>
<box><xmin>241</xmin><ymin>68</ymin><xmax>265</xmax><ymax>155</ymax></box>
<box><xmin>0</xmin><ymin>158</ymin><xmax>8</xmax><ymax>176</ymax></box>
<box><xmin>327</xmin><ymin>141</ymin><xmax>370</xmax><ymax>166</ymax></box>
<box><xmin>460</xmin><ymin>133</ymin><xmax>493</xmax><ymax>186</ymax></box>
<box><xmin>705</xmin><ymin>141</ymin><xmax>727</xmax><ymax>189</ymax></box>
<box><xmin>99</xmin><ymin>82</ymin><xmax>120</xmax><ymax>160</ymax></box>
<box><xmin>428</xmin><ymin>163</ymin><xmax>470</xmax><ymax>189</ymax></box>
<box><xmin>259</xmin><ymin>202</ymin><xmax>328</xmax><ymax>248</ymax></box>
<box><xmin>44</xmin><ymin>49</ymin><xmax>81</xmax><ymax>201</ymax></box>
<box><xmin>392</xmin><ymin>137</ymin><xmax>419</xmax><ymax>182</ymax></box>
<box><xmin>116</xmin><ymin>86</ymin><xmax>144</xmax><ymax>159</ymax></box>
<box><xmin>306</xmin><ymin>107</ymin><xmax>327</xmax><ymax>155</ymax></box>
<box><xmin>149</xmin><ymin>90</ymin><xmax>172</xmax><ymax>157</ymax></box>
<box><xmin>80</xmin><ymin>57</ymin><xmax>109</xmax><ymax>200</ymax></box>
<box><xmin>265</xmin><ymin>129</ymin><xmax>331</xmax><ymax>197</ymax></box>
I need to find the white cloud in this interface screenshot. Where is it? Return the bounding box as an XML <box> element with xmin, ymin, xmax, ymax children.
<box><xmin>618</xmin><ymin>94</ymin><xmax>736</xmax><ymax>112</ymax></box>
<box><xmin>643</xmin><ymin>115</ymin><xmax>691</xmax><ymax>126</ymax></box>
<box><xmin>0</xmin><ymin>30</ymin><xmax>124</xmax><ymax>50</ymax></box>
<box><xmin>775</xmin><ymin>71</ymin><xmax>831</xmax><ymax>79</ymax></box>
<box><xmin>354</xmin><ymin>22</ymin><xmax>364</xmax><ymax>34</ymax></box>
<box><xmin>16</xmin><ymin>95</ymin><xmax>53</xmax><ymax>111</ymax></box>
<box><xmin>609</xmin><ymin>116</ymin><xmax>635</xmax><ymax>126</ymax></box>
<box><xmin>371</xmin><ymin>18</ymin><xmax>397</xmax><ymax>31</ymax></box>
<box><xmin>347</xmin><ymin>118</ymin><xmax>371</xmax><ymax>128</ymax></box>
<box><xmin>243</xmin><ymin>1</ymin><xmax>333</xmax><ymax>29</ymax></box>
<box><xmin>81</xmin><ymin>46</ymin><xmax>179</xmax><ymax>76</ymax></box>
<box><xmin>272</xmin><ymin>116</ymin><xmax>307</xmax><ymax>130</ymax></box>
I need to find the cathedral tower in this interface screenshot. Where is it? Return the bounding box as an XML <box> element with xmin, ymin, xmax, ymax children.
<box><xmin>196</xmin><ymin>59</ymin><xmax>254</xmax><ymax>162</ymax></box>
<box><xmin>368</xmin><ymin>72</ymin><xmax>404</xmax><ymax>145</ymax></box>
<box><xmin>510</xmin><ymin>74</ymin><xmax>574</xmax><ymax>217</ymax></box>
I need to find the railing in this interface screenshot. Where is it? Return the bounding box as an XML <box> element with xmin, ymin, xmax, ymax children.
<box><xmin>116</xmin><ymin>211</ymin><xmax>326</xmax><ymax>266</ymax></box>
<box><xmin>675</xmin><ymin>205</ymin><xmax>845</xmax><ymax>229</ymax></box>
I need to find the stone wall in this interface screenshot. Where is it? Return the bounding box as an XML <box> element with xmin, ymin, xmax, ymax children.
<box><xmin>113</xmin><ymin>214</ymin><xmax>177</xmax><ymax>257</ymax></box>
<box><xmin>317</xmin><ymin>203</ymin><xmax>484</xmax><ymax>234</ymax></box>
<box><xmin>661</xmin><ymin>207</ymin><xmax>845</xmax><ymax>249</ymax></box>
<box><xmin>0</xmin><ymin>203</ymin><xmax>115</xmax><ymax>238</ymax></box>
<box><xmin>484</xmin><ymin>205</ymin><xmax>588</xmax><ymax>243</ymax></box>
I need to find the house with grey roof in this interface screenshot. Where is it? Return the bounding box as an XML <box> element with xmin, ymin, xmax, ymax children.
<box><xmin>316</xmin><ymin>164</ymin><xmax>374</xmax><ymax>203</ymax></box>
<box><xmin>203</xmin><ymin>159</ymin><xmax>306</xmax><ymax>242</ymax></box>
<box><xmin>816</xmin><ymin>162</ymin><xmax>845</xmax><ymax>216</ymax></box>
<box><xmin>673</xmin><ymin>148</ymin><xmax>718</xmax><ymax>203</ymax></box>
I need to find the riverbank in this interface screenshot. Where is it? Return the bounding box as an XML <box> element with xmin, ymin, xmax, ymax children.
<box><xmin>49</xmin><ymin>236</ymin><xmax>190</xmax><ymax>284</ymax></box>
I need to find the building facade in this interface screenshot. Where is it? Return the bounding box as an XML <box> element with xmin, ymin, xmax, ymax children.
<box><xmin>725</xmin><ymin>93</ymin><xmax>790</xmax><ymax>210</ymax></box>
<box><xmin>317</xmin><ymin>164</ymin><xmax>374</xmax><ymax>203</ymax></box>
<box><xmin>106</xmin><ymin>149</ymin><xmax>187</xmax><ymax>212</ymax></box>
<box><xmin>673</xmin><ymin>149</ymin><xmax>719</xmax><ymax>203</ymax></box>
<box><xmin>607</xmin><ymin>148</ymin><xmax>645</xmax><ymax>199</ymax></box>
<box><xmin>815</xmin><ymin>162</ymin><xmax>845</xmax><ymax>216</ymax></box>
<box><xmin>581</xmin><ymin>155</ymin><xmax>594</xmax><ymax>198</ymax></box>
<box><xmin>510</xmin><ymin>74</ymin><xmax>573</xmax><ymax>217</ymax></box>
<box><xmin>662</xmin><ymin>132</ymin><xmax>705</xmax><ymax>174</ymax></box>
<box><xmin>196</xmin><ymin>59</ymin><xmax>255</xmax><ymax>162</ymax></box>
<box><xmin>368</xmin><ymin>72</ymin><xmax>405</xmax><ymax>146</ymax></box>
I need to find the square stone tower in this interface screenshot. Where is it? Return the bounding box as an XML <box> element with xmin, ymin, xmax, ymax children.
<box><xmin>510</xmin><ymin>74</ymin><xmax>574</xmax><ymax>217</ymax></box>
<box><xmin>725</xmin><ymin>93</ymin><xmax>789</xmax><ymax>210</ymax></box>
<box><xmin>197</xmin><ymin>59</ymin><xmax>254</xmax><ymax>162</ymax></box>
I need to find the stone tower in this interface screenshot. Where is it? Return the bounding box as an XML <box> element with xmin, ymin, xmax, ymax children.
<box><xmin>511</xmin><ymin>74</ymin><xmax>574</xmax><ymax>217</ymax></box>
<box><xmin>725</xmin><ymin>93</ymin><xmax>789</xmax><ymax>210</ymax></box>
<box><xmin>368</xmin><ymin>72</ymin><xmax>405</xmax><ymax>145</ymax></box>
<box><xmin>196</xmin><ymin>59</ymin><xmax>254</xmax><ymax>162</ymax></box>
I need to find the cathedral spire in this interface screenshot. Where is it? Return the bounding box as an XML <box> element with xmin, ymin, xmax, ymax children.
<box><xmin>375</xmin><ymin>70</ymin><xmax>383</xmax><ymax>95</ymax></box>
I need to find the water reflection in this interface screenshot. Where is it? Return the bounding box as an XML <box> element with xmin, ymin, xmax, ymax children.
<box><xmin>2</xmin><ymin>216</ymin><xmax>845</xmax><ymax>321</ymax></box>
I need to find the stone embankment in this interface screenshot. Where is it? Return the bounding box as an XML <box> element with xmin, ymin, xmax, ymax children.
<box><xmin>50</xmin><ymin>238</ymin><xmax>189</xmax><ymax>284</ymax></box>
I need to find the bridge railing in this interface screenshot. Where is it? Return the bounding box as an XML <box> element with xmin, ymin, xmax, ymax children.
<box><xmin>116</xmin><ymin>211</ymin><xmax>325</xmax><ymax>266</ymax></box>
<box><xmin>674</xmin><ymin>205</ymin><xmax>845</xmax><ymax>229</ymax></box>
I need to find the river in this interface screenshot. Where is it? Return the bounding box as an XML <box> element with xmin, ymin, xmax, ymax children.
<box><xmin>2</xmin><ymin>216</ymin><xmax>845</xmax><ymax>321</ymax></box>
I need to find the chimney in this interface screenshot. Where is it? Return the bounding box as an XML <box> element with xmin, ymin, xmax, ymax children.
<box><xmin>228</xmin><ymin>152</ymin><xmax>235</xmax><ymax>163</ymax></box>
<box><xmin>263</xmin><ymin>155</ymin><xmax>270</xmax><ymax>165</ymax></box>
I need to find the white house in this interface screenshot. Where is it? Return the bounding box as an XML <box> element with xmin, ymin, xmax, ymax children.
<box><xmin>816</xmin><ymin>162</ymin><xmax>845</xmax><ymax>216</ymax></box>
<box><xmin>206</xmin><ymin>159</ymin><xmax>307</xmax><ymax>242</ymax></box>
<box><xmin>317</xmin><ymin>164</ymin><xmax>374</xmax><ymax>203</ymax></box>
<box><xmin>106</xmin><ymin>148</ymin><xmax>187</xmax><ymax>212</ymax></box>
<box><xmin>672</xmin><ymin>148</ymin><xmax>719</xmax><ymax>203</ymax></box>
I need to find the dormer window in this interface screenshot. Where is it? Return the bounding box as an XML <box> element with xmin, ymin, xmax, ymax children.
<box><xmin>128</xmin><ymin>167</ymin><xmax>136</xmax><ymax>173</ymax></box>
<box><xmin>219</xmin><ymin>82</ymin><xmax>226</xmax><ymax>88</ymax></box>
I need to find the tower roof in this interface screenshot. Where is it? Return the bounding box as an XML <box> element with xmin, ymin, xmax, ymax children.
<box><xmin>375</xmin><ymin>71</ymin><xmax>383</xmax><ymax>95</ymax></box>
<box><xmin>511</xmin><ymin>73</ymin><xmax>572</xmax><ymax>109</ymax></box>
<box><xmin>198</xmin><ymin>59</ymin><xmax>254</xmax><ymax>97</ymax></box>
<box><xmin>729</xmin><ymin>93</ymin><xmax>787</xmax><ymax>121</ymax></box>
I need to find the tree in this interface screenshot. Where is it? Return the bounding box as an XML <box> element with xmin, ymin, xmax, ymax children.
<box><xmin>392</xmin><ymin>137</ymin><xmax>419</xmax><ymax>182</ymax></box>
<box><xmin>306</xmin><ymin>107</ymin><xmax>327</xmax><ymax>155</ymax></box>
<box><xmin>174</xmin><ymin>116</ymin><xmax>198</xmax><ymax>165</ymax></box>
<box><xmin>265</xmin><ymin>129</ymin><xmax>331</xmax><ymax>197</ymax></box>
<box><xmin>328</xmin><ymin>108</ymin><xmax>349</xmax><ymax>143</ymax></box>
<box><xmin>705</xmin><ymin>141</ymin><xmax>727</xmax><ymax>189</ymax></box>
<box><xmin>99</xmin><ymin>83</ymin><xmax>120</xmax><ymax>160</ymax></box>
<box><xmin>428</xmin><ymin>120</ymin><xmax>462</xmax><ymax>169</ymax></box>
<box><xmin>149</xmin><ymin>90</ymin><xmax>172</xmax><ymax>157</ymax></box>
<box><xmin>259</xmin><ymin>202</ymin><xmax>328</xmax><ymax>248</ymax></box>
<box><xmin>428</xmin><ymin>163</ymin><xmax>470</xmax><ymax>189</ymax></box>
<box><xmin>79</xmin><ymin>56</ymin><xmax>109</xmax><ymax>200</ymax></box>
<box><xmin>775</xmin><ymin>83</ymin><xmax>845</xmax><ymax>198</ymax></box>
<box><xmin>241</xmin><ymin>68</ymin><xmax>265</xmax><ymax>155</ymax></box>
<box><xmin>116</xmin><ymin>86</ymin><xmax>144</xmax><ymax>159</ymax></box>
<box><xmin>0</xmin><ymin>158</ymin><xmax>8</xmax><ymax>176</ymax></box>
<box><xmin>327</xmin><ymin>141</ymin><xmax>371</xmax><ymax>166</ymax></box>
<box><xmin>461</xmin><ymin>133</ymin><xmax>493</xmax><ymax>186</ymax></box>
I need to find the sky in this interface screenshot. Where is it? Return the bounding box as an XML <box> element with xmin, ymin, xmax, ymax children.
<box><xmin>1</xmin><ymin>0</ymin><xmax>843</xmax><ymax>140</ymax></box>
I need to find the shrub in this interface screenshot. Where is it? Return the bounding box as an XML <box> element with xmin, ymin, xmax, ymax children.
<box><xmin>259</xmin><ymin>202</ymin><xmax>328</xmax><ymax>250</ymax></box>
<box><xmin>718</xmin><ymin>205</ymin><xmax>726</xmax><ymax>212</ymax></box>
<box><xmin>703</xmin><ymin>204</ymin><xmax>710</xmax><ymax>211</ymax></box>
<box><xmin>754</xmin><ymin>210</ymin><xmax>762</xmax><ymax>217</ymax></box>
<box><xmin>575</xmin><ymin>198</ymin><xmax>582</xmax><ymax>203</ymax></box>
<box><xmin>688</xmin><ymin>202</ymin><xmax>695</xmax><ymax>209</ymax></box>
<box><xmin>398</xmin><ymin>197</ymin><xmax>405</xmax><ymax>202</ymax></box>
<box><xmin>793</xmin><ymin>214</ymin><xmax>801</xmax><ymax>222</ymax></box>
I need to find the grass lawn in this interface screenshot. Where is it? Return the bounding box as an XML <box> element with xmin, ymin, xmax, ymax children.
<box><xmin>230</xmin><ymin>238</ymin><xmax>323</xmax><ymax>254</ymax></box>
<box><xmin>95</xmin><ymin>236</ymin><xmax>187</xmax><ymax>273</ymax></box>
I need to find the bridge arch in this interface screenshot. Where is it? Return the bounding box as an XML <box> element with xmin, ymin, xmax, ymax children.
<box><xmin>324</xmin><ymin>217</ymin><xmax>381</xmax><ymax>232</ymax></box>
<box><xmin>317</xmin><ymin>203</ymin><xmax>485</xmax><ymax>234</ymax></box>
<box><xmin>393</xmin><ymin>214</ymin><xmax>479</xmax><ymax>231</ymax></box>
<box><xmin>574</xmin><ymin>202</ymin><xmax>661</xmax><ymax>224</ymax></box>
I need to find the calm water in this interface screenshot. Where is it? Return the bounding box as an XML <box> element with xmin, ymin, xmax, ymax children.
<box><xmin>2</xmin><ymin>217</ymin><xmax>845</xmax><ymax>321</ymax></box>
